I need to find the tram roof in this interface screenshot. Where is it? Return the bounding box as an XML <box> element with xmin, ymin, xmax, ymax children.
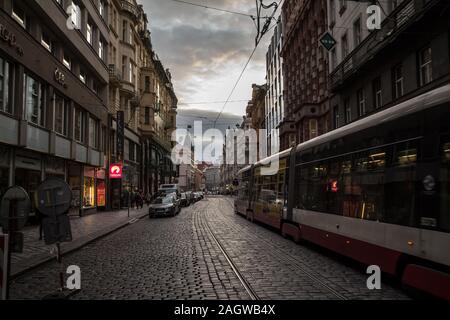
<box><xmin>295</xmin><ymin>83</ymin><xmax>450</xmax><ymax>154</ymax></box>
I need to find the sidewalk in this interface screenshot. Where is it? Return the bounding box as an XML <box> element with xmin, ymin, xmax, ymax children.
<box><xmin>8</xmin><ymin>207</ymin><xmax>149</xmax><ymax>278</ymax></box>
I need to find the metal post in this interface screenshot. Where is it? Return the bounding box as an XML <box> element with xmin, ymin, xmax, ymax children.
<box><xmin>5</xmin><ymin>199</ymin><xmax>18</xmax><ymax>300</ymax></box>
<box><xmin>56</xmin><ymin>243</ymin><xmax>64</xmax><ymax>291</ymax></box>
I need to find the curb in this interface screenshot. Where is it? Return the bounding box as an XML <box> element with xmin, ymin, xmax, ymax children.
<box><xmin>10</xmin><ymin>211</ymin><xmax>149</xmax><ymax>279</ymax></box>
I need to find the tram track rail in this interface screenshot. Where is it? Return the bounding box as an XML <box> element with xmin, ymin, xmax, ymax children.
<box><xmin>214</xmin><ymin>197</ymin><xmax>349</xmax><ymax>300</ymax></box>
<box><xmin>193</xmin><ymin>200</ymin><xmax>260</xmax><ymax>300</ymax></box>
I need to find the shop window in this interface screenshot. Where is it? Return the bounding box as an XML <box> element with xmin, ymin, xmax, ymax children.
<box><xmin>24</xmin><ymin>73</ymin><xmax>45</xmax><ymax>127</ymax></box>
<box><xmin>0</xmin><ymin>57</ymin><xmax>12</xmax><ymax>114</ymax></box>
<box><xmin>83</xmin><ymin>176</ymin><xmax>95</xmax><ymax>208</ymax></box>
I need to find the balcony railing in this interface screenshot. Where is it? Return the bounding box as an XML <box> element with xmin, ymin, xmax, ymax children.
<box><xmin>121</xmin><ymin>0</ymin><xmax>138</xmax><ymax>19</ymax></box>
<box><xmin>329</xmin><ymin>0</ymin><xmax>431</xmax><ymax>91</ymax></box>
<box><xmin>108</xmin><ymin>64</ymin><xmax>122</xmax><ymax>84</ymax></box>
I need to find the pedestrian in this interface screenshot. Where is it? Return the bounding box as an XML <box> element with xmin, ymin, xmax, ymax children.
<box><xmin>145</xmin><ymin>192</ymin><xmax>151</xmax><ymax>207</ymax></box>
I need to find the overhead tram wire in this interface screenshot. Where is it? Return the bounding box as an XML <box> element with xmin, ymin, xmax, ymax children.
<box><xmin>213</xmin><ymin>0</ymin><xmax>282</xmax><ymax>128</ymax></box>
<box><xmin>168</xmin><ymin>0</ymin><xmax>254</xmax><ymax>18</ymax></box>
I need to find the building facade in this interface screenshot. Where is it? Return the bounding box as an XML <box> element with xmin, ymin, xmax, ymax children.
<box><xmin>327</xmin><ymin>0</ymin><xmax>449</xmax><ymax>131</ymax></box>
<box><xmin>0</xmin><ymin>0</ymin><xmax>178</xmax><ymax>216</ymax></box>
<box><xmin>265</xmin><ymin>16</ymin><xmax>284</xmax><ymax>156</ymax></box>
<box><xmin>0</xmin><ymin>0</ymin><xmax>110</xmax><ymax>216</ymax></box>
<box><xmin>280</xmin><ymin>0</ymin><xmax>330</xmax><ymax>150</ymax></box>
<box><xmin>107</xmin><ymin>0</ymin><xmax>177</xmax><ymax>208</ymax></box>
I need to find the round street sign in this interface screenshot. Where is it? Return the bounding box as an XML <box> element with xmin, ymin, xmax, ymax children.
<box><xmin>109</xmin><ymin>163</ymin><xmax>123</xmax><ymax>179</ymax></box>
<box><xmin>35</xmin><ymin>178</ymin><xmax>72</xmax><ymax>217</ymax></box>
<box><xmin>0</xmin><ymin>186</ymin><xmax>31</xmax><ymax>231</ymax></box>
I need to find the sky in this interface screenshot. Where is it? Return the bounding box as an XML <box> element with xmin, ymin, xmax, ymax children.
<box><xmin>140</xmin><ymin>0</ymin><xmax>280</xmax><ymax>130</ymax></box>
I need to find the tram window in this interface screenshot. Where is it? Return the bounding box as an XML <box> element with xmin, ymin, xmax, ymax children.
<box><xmin>384</xmin><ymin>141</ymin><xmax>418</xmax><ymax>227</ymax></box>
<box><xmin>440</xmin><ymin>138</ymin><xmax>450</xmax><ymax>232</ymax></box>
<box><xmin>344</xmin><ymin>150</ymin><xmax>385</xmax><ymax>221</ymax></box>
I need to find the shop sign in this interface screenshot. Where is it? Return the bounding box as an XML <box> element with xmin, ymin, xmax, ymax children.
<box><xmin>109</xmin><ymin>163</ymin><xmax>123</xmax><ymax>179</ymax></box>
<box><xmin>0</xmin><ymin>23</ymin><xmax>23</xmax><ymax>56</ymax></box>
<box><xmin>97</xmin><ymin>181</ymin><xmax>106</xmax><ymax>207</ymax></box>
<box><xmin>116</xmin><ymin>111</ymin><xmax>125</xmax><ymax>162</ymax></box>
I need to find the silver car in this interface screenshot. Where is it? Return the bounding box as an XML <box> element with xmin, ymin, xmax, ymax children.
<box><xmin>149</xmin><ymin>194</ymin><xmax>180</xmax><ymax>218</ymax></box>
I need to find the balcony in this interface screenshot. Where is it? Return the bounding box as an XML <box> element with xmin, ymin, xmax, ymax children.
<box><xmin>108</xmin><ymin>65</ymin><xmax>122</xmax><ymax>86</ymax></box>
<box><xmin>329</xmin><ymin>0</ymin><xmax>435</xmax><ymax>92</ymax></box>
<box><xmin>121</xmin><ymin>0</ymin><xmax>138</xmax><ymax>20</ymax></box>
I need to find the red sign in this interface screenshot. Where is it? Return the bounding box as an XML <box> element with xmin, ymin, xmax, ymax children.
<box><xmin>97</xmin><ymin>182</ymin><xmax>106</xmax><ymax>207</ymax></box>
<box><xmin>331</xmin><ymin>180</ymin><xmax>339</xmax><ymax>193</ymax></box>
<box><xmin>109</xmin><ymin>163</ymin><xmax>123</xmax><ymax>179</ymax></box>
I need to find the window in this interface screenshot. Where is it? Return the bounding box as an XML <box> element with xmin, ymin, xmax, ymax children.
<box><xmin>329</xmin><ymin>0</ymin><xmax>336</xmax><ymax>25</ymax></box>
<box><xmin>79</xmin><ymin>70</ymin><xmax>86</xmax><ymax>84</ymax></box>
<box><xmin>0</xmin><ymin>57</ymin><xmax>12</xmax><ymax>114</ymax></box>
<box><xmin>440</xmin><ymin>136</ymin><xmax>450</xmax><ymax>232</ymax></box>
<box><xmin>144</xmin><ymin>76</ymin><xmax>151</xmax><ymax>92</ymax></box>
<box><xmin>419</xmin><ymin>47</ymin><xmax>432</xmax><ymax>86</ymax></box>
<box><xmin>341</xmin><ymin>33</ymin><xmax>348</xmax><ymax>59</ymax></box>
<box><xmin>129</xmin><ymin>62</ymin><xmax>133</xmax><ymax>83</ymax></box>
<box><xmin>92</xmin><ymin>81</ymin><xmax>99</xmax><ymax>95</ymax></box>
<box><xmin>54</xmin><ymin>93</ymin><xmax>68</xmax><ymax>136</ymax></box>
<box><xmin>98</xmin><ymin>40</ymin><xmax>104</xmax><ymax>60</ymax></box>
<box><xmin>353</xmin><ymin>18</ymin><xmax>361</xmax><ymax>47</ymax></box>
<box><xmin>339</xmin><ymin>0</ymin><xmax>347</xmax><ymax>14</ymax></box>
<box><xmin>129</xmin><ymin>141</ymin><xmax>135</xmax><ymax>161</ymax></box>
<box><xmin>357</xmin><ymin>88</ymin><xmax>366</xmax><ymax>117</ymax></box>
<box><xmin>129</xmin><ymin>23</ymin><xmax>133</xmax><ymax>45</ymax></box>
<box><xmin>24</xmin><ymin>74</ymin><xmax>45</xmax><ymax>126</ymax></box>
<box><xmin>74</xmin><ymin>107</ymin><xmax>86</xmax><ymax>143</ymax></box>
<box><xmin>122</xmin><ymin>21</ymin><xmax>127</xmax><ymax>42</ymax></box>
<box><xmin>63</xmin><ymin>53</ymin><xmax>71</xmax><ymax>70</ymax></box>
<box><xmin>144</xmin><ymin>107</ymin><xmax>150</xmax><ymax>125</ymax></box>
<box><xmin>41</xmin><ymin>32</ymin><xmax>52</xmax><ymax>52</ymax></box>
<box><xmin>89</xmin><ymin>117</ymin><xmax>99</xmax><ymax>149</ymax></box>
<box><xmin>373</xmin><ymin>77</ymin><xmax>382</xmax><ymax>109</ymax></box>
<box><xmin>333</xmin><ymin>105</ymin><xmax>339</xmax><ymax>129</ymax></box>
<box><xmin>122</xmin><ymin>56</ymin><xmax>126</xmax><ymax>80</ymax></box>
<box><xmin>87</xmin><ymin>23</ymin><xmax>93</xmax><ymax>45</ymax></box>
<box><xmin>384</xmin><ymin>140</ymin><xmax>419</xmax><ymax>227</ymax></box>
<box><xmin>99</xmin><ymin>0</ymin><xmax>105</xmax><ymax>17</ymax></box>
<box><xmin>70</xmin><ymin>1</ymin><xmax>81</xmax><ymax>30</ymax></box>
<box><xmin>344</xmin><ymin>98</ymin><xmax>351</xmax><ymax>124</ymax></box>
<box><xmin>309</xmin><ymin>119</ymin><xmax>318</xmax><ymax>139</ymax></box>
<box><xmin>331</xmin><ymin>48</ymin><xmax>337</xmax><ymax>70</ymax></box>
<box><xmin>393</xmin><ymin>64</ymin><xmax>404</xmax><ymax>99</ymax></box>
<box><xmin>12</xmin><ymin>2</ymin><xmax>26</xmax><ymax>28</ymax></box>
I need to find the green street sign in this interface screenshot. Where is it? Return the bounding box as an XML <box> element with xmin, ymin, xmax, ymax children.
<box><xmin>319</xmin><ymin>32</ymin><xmax>337</xmax><ymax>51</ymax></box>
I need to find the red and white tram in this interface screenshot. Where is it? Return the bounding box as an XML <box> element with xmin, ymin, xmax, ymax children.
<box><xmin>235</xmin><ymin>84</ymin><xmax>450</xmax><ymax>299</ymax></box>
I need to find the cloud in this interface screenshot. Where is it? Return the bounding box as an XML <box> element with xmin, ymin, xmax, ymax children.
<box><xmin>139</xmin><ymin>0</ymin><xmax>277</xmax><ymax>115</ymax></box>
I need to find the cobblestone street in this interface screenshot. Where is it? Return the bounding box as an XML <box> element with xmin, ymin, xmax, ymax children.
<box><xmin>9</xmin><ymin>197</ymin><xmax>409</xmax><ymax>300</ymax></box>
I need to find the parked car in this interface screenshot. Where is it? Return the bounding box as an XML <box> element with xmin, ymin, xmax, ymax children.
<box><xmin>158</xmin><ymin>184</ymin><xmax>181</xmax><ymax>199</ymax></box>
<box><xmin>193</xmin><ymin>192</ymin><xmax>202</xmax><ymax>202</ymax></box>
<box><xmin>149</xmin><ymin>194</ymin><xmax>180</xmax><ymax>218</ymax></box>
<box><xmin>180</xmin><ymin>193</ymin><xmax>189</xmax><ymax>207</ymax></box>
<box><xmin>185</xmin><ymin>191</ymin><xmax>194</xmax><ymax>205</ymax></box>
<box><xmin>199</xmin><ymin>191</ymin><xmax>204</xmax><ymax>199</ymax></box>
